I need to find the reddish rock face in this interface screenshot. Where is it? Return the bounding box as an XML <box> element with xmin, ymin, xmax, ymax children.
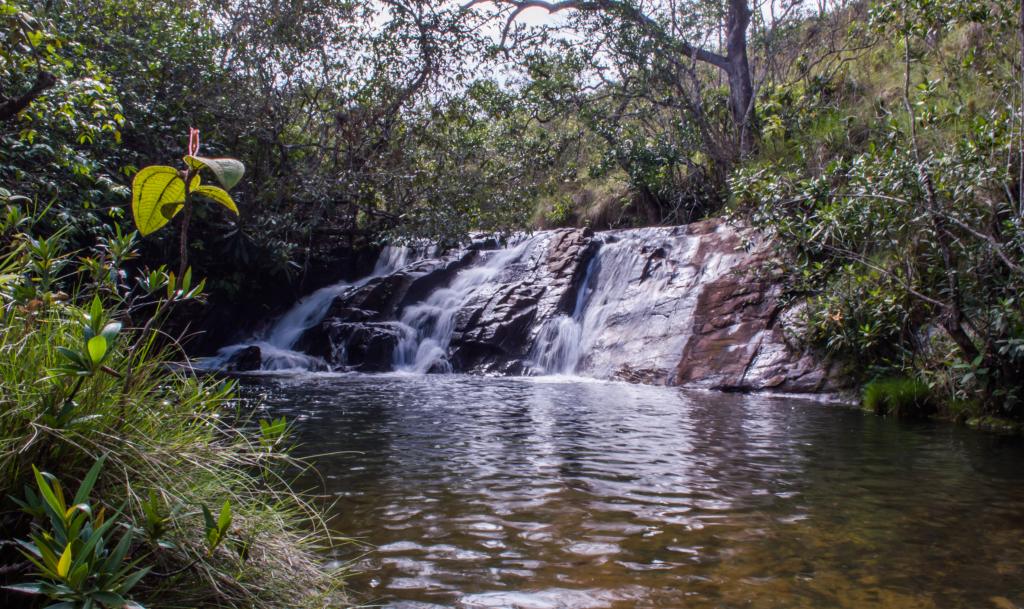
<box><xmin>670</xmin><ymin>226</ymin><xmax>843</xmax><ymax>394</ymax></box>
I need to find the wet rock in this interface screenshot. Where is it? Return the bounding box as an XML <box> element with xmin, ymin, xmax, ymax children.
<box><xmin>671</xmin><ymin>247</ymin><xmax>844</xmax><ymax>394</ymax></box>
<box><xmin>223</xmin><ymin>345</ymin><xmax>261</xmax><ymax>372</ymax></box>
<box><xmin>326</xmin><ymin>274</ymin><xmax>413</xmax><ymax>321</ymax></box>
<box><xmin>449</xmin><ymin>282</ymin><xmax>544</xmax><ymax>370</ymax></box>
<box><xmin>397</xmin><ymin>250</ymin><xmax>479</xmax><ymax>312</ymax></box>
<box><xmin>614</xmin><ymin>365</ymin><xmax>664</xmax><ymax>385</ymax></box>
<box><xmin>306</xmin><ymin>322</ymin><xmax>405</xmax><ymax>372</ymax></box>
<box><xmin>448</xmin><ymin>228</ymin><xmax>597</xmax><ymax>371</ymax></box>
<box><xmin>567</xmin><ymin>221</ymin><xmax>743</xmax><ymax>383</ymax></box>
<box><xmin>322</xmin><ymin>250</ymin><xmax>478</xmax><ymax>322</ymax></box>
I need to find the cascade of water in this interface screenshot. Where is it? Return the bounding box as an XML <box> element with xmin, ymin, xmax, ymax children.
<box><xmin>392</xmin><ymin>238</ymin><xmax>537</xmax><ymax>373</ymax></box>
<box><xmin>531</xmin><ymin>227</ymin><xmax>721</xmax><ymax>378</ymax></box>
<box><xmin>204</xmin><ymin>245</ymin><xmax>419</xmax><ymax>371</ymax></box>
<box><xmin>529</xmin><ymin>254</ymin><xmax>598</xmax><ymax>375</ymax></box>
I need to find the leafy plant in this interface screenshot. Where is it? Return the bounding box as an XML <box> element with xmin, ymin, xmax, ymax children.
<box><xmin>131</xmin><ymin>129</ymin><xmax>244</xmax><ymax>279</ymax></box>
<box><xmin>201</xmin><ymin>499</ymin><xmax>233</xmax><ymax>556</ymax></box>
<box><xmin>257</xmin><ymin>417</ymin><xmax>290</xmax><ymax>451</ymax></box>
<box><xmin>44</xmin><ymin>296</ymin><xmax>122</xmax><ymax>428</ymax></box>
<box><xmin>6</xmin><ymin>457</ymin><xmax>149</xmax><ymax>609</ymax></box>
<box><xmin>138</xmin><ymin>491</ymin><xmax>174</xmax><ymax>550</ymax></box>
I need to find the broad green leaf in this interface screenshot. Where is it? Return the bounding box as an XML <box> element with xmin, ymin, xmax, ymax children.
<box><xmin>73</xmin><ymin>455</ymin><xmax>105</xmax><ymax>505</ymax></box>
<box><xmin>92</xmin><ymin>592</ymin><xmax>127</xmax><ymax>607</ymax></box>
<box><xmin>87</xmin><ymin>335</ymin><xmax>107</xmax><ymax>365</ymax></box>
<box><xmin>184</xmin><ymin>156</ymin><xmax>245</xmax><ymax>190</ymax></box>
<box><xmin>88</xmin><ymin>295</ymin><xmax>102</xmax><ymax>327</ymax></box>
<box><xmin>100</xmin><ymin>322</ymin><xmax>121</xmax><ymax>343</ymax></box>
<box><xmin>119</xmin><ymin>567</ymin><xmax>150</xmax><ymax>595</ymax></box>
<box><xmin>68</xmin><ymin>562</ymin><xmax>89</xmax><ymax>589</ymax></box>
<box><xmin>131</xmin><ymin>166</ymin><xmax>198</xmax><ymax>236</ymax></box>
<box><xmin>217</xmin><ymin>499</ymin><xmax>232</xmax><ymax>532</ymax></box>
<box><xmin>33</xmin><ymin>466</ymin><xmax>65</xmax><ymax>516</ymax></box>
<box><xmin>56</xmin><ymin>347</ymin><xmax>86</xmax><ymax>370</ymax></box>
<box><xmin>201</xmin><ymin>504</ymin><xmax>216</xmax><ymax>531</ymax></box>
<box><xmin>56</xmin><ymin>543</ymin><xmax>72</xmax><ymax>578</ymax></box>
<box><xmin>193</xmin><ymin>185</ymin><xmax>238</xmax><ymax>215</ymax></box>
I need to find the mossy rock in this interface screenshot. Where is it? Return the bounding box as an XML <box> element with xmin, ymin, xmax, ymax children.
<box><xmin>966</xmin><ymin>416</ymin><xmax>1023</xmax><ymax>435</ymax></box>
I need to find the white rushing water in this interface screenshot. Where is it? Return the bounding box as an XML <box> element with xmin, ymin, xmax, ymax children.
<box><xmin>530</xmin><ymin>226</ymin><xmax>740</xmax><ymax>378</ymax></box>
<box><xmin>207</xmin><ymin>223</ymin><xmax>744</xmax><ymax>379</ymax></box>
<box><xmin>203</xmin><ymin>246</ymin><xmax>421</xmax><ymax>371</ymax></box>
<box><xmin>392</xmin><ymin>237</ymin><xmax>539</xmax><ymax>373</ymax></box>
<box><xmin>528</xmin><ymin>255</ymin><xmax>597</xmax><ymax>375</ymax></box>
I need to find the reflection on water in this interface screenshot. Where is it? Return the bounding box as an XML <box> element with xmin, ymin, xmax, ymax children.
<box><xmin>242</xmin><ymin>374</ymin><xmax>1024</xmax><ymax>609</ymax></box>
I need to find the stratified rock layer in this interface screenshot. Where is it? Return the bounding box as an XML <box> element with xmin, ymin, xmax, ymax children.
<box><xmin>669</xmin><ymin>233</ymin><xmax>842</xmax><ymax>393</ymax></box>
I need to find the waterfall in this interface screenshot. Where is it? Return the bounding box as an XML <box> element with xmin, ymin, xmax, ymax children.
<box><xmin>529</xmin><ymin>255</ymin><xmax>597</xmax><ymax>375</ymax></box>
<box><xmin>203</xmin><ymin>245</ymin><xmax>420</xmax><ymax>371</ymax></box>
<box><xmin>204</xmin><ymin>221</ymin><xmax>758</xmax><ymax>384</ymax></box>
<box><xmin>530</xmin><ymin>227</ymin><xmax>736</xmax><ymax>379</ymax></box>
<box><xmin>392</xmin><ymin>237</ymin><xmax>537</xmax><ymax>373</ymax></box>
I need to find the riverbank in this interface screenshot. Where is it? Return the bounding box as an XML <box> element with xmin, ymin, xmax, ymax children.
<box><xmin>0</xmin><ymin>230</ymin><xmax>343</xmax><ymax>608</ymax></box>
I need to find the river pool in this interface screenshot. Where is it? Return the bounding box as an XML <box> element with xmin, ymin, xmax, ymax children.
<box><xmin>241</xmin><ymin>373</ymin><xmax>1024</xmax><ymax>609</ymax></box>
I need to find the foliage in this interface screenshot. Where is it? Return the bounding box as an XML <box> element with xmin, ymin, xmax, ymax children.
<box><xmin>733</xmin><ymin>0</ymin><xmax>1024</xmax><ymax>416</ymax></box>
<box><xmin>0</xmin><ymin>199</ymin><xmax>341</xmax><ymax>608</ymax></box>
<box><xmin>7</xmin><ymin>458</ymin><xmax>149</xmax><ymax>609</ymax></box>
<box><xmin>130</xmin><ymin>129</ymin><xmax>244</xmax><ymax>278</ymax></box>
<box><xmin>863</xmin><ymin>377</ymin><xmax>936</xmax><ymax>418</ymax></box>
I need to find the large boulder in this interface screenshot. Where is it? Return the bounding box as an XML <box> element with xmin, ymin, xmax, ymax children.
<box><xmin>671</xmin><ymin>252</ymin><xmax>843</xmax><ymax>393</ymax></box>
<box><xmin>223</xmin><ymin>345</ymin><xmax>262</xmax><ymax>372</ymax></box>
<box><xmin>321</xmin><ymin>249</ymin><xmax>478</xmax><ymax>322</ymax></box>
<box><xmin>303</xmin><ymin>321</ymin><xmax>406</xmax><ymax>372</ymax></box>
<box><xmin>448</xmin><ymin>228</ymin><xmax>598</xmax><ymax>372</ymax></box>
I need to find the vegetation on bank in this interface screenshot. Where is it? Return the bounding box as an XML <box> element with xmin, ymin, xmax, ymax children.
<box><xmin>1</xmin><ymin>0</ymin><xmax>1023</xmax><ymax>603</ymax></box>
<box><xmin>0</xmin><ymin>199</ymin><xmax>341</xmax><ymax>607</ymax></box>
<box><xmin>732</xmin><ymin>0</ymin><xmax>1024</xmax><ymax>421</ymax></box>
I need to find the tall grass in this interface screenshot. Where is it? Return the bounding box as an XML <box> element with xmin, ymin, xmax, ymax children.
<box><xmin>862</xmin><ymin>377</ymin><xmax>936</xmax><ymax>418</ymax></box>
<box><xmin>0</xmin><ymin>224</ymin><xmax>344</xmax><ymax>607</ymax></box>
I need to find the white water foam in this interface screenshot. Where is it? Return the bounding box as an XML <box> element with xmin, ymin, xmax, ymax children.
<box><xmin>392</xmin><ymin>237</ymin><xmax>541</xmax><ymax>374</ymax></box>
<box><xmin>202</xmin><ymin>245</ymin><xmax>422</xmax><ymax>371</ymax></box>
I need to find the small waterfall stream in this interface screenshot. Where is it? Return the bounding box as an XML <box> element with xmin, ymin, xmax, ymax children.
<box><xmin>203</xmin><ymin>246</ymin><xmax>420</xmax><ymax>371</ymax></box>
<box><xmin>393</xmin><ymin>238</ymin><xmax>538</xmax><ymax>373</ymax></box>
<box><xmin>205</xmin><ymin>221</ymin><xmax>793</xmax><ymax>388</ymax></box>
<box><xmin>528</xmin><ymin>256</ymin><xmax>596</xmax><ymax>375</ymax></box>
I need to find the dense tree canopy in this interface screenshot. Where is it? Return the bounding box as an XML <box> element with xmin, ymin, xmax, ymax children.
<box><xmin>2</xmin><ymin>0</ymin><xmax>1024</xmax><ymax>411</ymax></box>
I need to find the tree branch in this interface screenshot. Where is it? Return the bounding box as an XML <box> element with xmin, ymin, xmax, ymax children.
<box><xmin>464</xmin><ymin>0</ymin><xmax>730</xmax><ymax>69</ymax></box>
<box><xmin>0</xmin><ymin>71</ymin><xmax>56</xmax><ymax>122</ymax></box>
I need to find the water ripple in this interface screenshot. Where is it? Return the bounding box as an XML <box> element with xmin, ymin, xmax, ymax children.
<box><xmin>244</xmin><ymin>374</ymin><xmax>1024</xmax><ymax>609</ymax></box>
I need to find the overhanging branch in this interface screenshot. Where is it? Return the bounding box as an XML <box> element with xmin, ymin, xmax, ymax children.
<box><xmin>0</xmin><ymin>71</ymin><xmax>56</xmax><ymax>122</ymax></box>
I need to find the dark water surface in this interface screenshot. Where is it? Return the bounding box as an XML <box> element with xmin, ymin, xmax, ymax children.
<box><xmin>242</xmin><ymin>374</ymin><xmax>1024</xmax><ymax>609</ymax></box>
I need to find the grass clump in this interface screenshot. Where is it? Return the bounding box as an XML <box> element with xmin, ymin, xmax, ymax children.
<box><xmin>863</xmin><ymin>377</ymin><xmax>937</xmax><ymax>419</ymax></box>
<box><xmin>0</xmin><ymin>212</ymin><xmax>343</xmax><ymax>608</ymax></box>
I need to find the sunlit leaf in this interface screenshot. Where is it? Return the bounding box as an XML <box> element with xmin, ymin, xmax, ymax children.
<box><xmin>184</xmin><ymin>156</ymin><xmax>245</xmax><ymax>190</ymax></box>
<box><xmin>86</xmin><ymin>335</ymin><xmax>107</xmax><ymax>365</ymax></box>
<box><xmin>193</xmin><ymin>185</ymin><xmax>238</xmax><ymax>215</ymax></box>
<box><xmin>131</xmin><ymin>166</ymin><xmax>198</xmax><ymax>236</ymax></box>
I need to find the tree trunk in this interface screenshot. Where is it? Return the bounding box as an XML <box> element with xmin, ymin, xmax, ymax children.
<box><xmin>725</xmin><ymin>0</ymin><xmax>755</xmax><ymax>158</ymax></box>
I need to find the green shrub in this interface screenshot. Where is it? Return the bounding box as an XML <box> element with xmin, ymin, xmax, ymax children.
<box><xmin>0</xmin><ymin>203</ymin><xmax>342</xmax><ymax>608</ymax></box>
<box><xmin>863</xmin><ymin>377</ymin><xmax>937</xmax><ymax>418</ymax></box>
